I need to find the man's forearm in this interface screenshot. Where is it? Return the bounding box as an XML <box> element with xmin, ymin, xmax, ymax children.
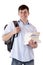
<box><xmin>2</xmin><ymin>27</ymin><xmax>21</xmax><ymax>41</ymax></box>
<box><xmin>2</xmin><ymin>31</ymin><xmax>14</xmax><ymax>41</ymax></box>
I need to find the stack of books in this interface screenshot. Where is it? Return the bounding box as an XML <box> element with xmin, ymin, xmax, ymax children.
<box><xmin>24</xmin><ymin>32</ymin><xmax>41</xmax><ymax>45</ymax></box>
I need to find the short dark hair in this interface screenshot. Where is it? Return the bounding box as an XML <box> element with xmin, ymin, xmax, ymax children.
<box><xmin>18</xmin><ymin>5</ymin><xmax>29</xmax><ymax>12</ymax></box>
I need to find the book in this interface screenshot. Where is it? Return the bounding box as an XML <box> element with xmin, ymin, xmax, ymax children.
<box><xmin>24</xmin><ymin>32</ymin><xmax>41</xmax><ymax>45</ymax></box>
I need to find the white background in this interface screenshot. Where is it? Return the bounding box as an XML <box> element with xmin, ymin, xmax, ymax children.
<box><xmin>0</xmin><ymin>0</ymin><xmax>43</xmax><ymax>65</ymax></box>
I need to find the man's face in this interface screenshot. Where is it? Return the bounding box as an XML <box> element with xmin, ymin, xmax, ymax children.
<box><xmin>18</xmin><ymin>9</ymin><xmax>29</xmax><ymax>20</ymax></box>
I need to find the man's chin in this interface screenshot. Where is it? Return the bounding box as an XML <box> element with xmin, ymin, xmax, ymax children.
<box><xmin>22</xmin><ymin>18</ymin><xmax>27</xmax><ymax>20</ymax></box>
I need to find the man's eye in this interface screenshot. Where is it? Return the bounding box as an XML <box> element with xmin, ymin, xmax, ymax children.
<box><xmin>20</xmin><ymin>11</ymin><xmax>27</xmax><ymax>14</ymax></box>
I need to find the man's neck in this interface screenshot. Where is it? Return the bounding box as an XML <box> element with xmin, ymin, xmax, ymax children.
<box><xmin>20</xmin><ymin>19</ymin><xmax>28</xmax><ymax>24</ymax></box>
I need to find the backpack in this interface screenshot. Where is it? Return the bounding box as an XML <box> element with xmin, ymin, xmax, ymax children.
<box><xmin>4</xmin><ymin>21</ymin><xmax>19</xmax><ymax>52</ymax></box>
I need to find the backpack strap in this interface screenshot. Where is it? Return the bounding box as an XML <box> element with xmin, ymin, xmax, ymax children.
<box><xmin>13</xmin><ymin>21</ymin><xmax>19</xmax><ymax>37</ymax></box>
<box><xmin>13</xmin><ymin>21</ymin><xmax>19</xmax><ymax>27</ymax></box>
<box><xmin>4</xmin><ymin>24</ymin><xmax>8</xmax><ymax>30</ymax></box>
<box><xmin>8</xmin><ymin>21</ymin><xmax>19</xmax><ymax>51</ymax></box>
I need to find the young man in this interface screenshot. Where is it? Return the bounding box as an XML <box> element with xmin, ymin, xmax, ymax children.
<box><xmin>2</xmin><ymin>5</ymin><xmax>38</xmax><ymax>65</ymax></box>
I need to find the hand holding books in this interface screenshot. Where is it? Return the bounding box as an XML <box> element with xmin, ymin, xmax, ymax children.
<box><xmin>24</xmin><ymin>32</ymin><xmax>41</xmax><ymax>45</ymax></box>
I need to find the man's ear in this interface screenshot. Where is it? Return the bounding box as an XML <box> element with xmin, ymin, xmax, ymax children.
<box><xmin>18</xmin><ymin>11</ymin><xmax>20</xmax><ymax>15</ymax></box>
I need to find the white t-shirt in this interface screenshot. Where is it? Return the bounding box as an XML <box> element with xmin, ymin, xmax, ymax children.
<box><xmin>3</xmin><ymin>20</ymin><xmax>37</xmax><ymax>62</ymax></box>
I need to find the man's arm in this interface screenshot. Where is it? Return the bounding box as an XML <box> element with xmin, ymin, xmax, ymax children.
<box><xmin>2</xmin><ymin>31</ymin><xmax>14</xmax><ymax>41</ymax></box>
<box><xmin>2</xmin><ymin>27</ymin><xmax>21</xmax><ymax>41</ymax></box>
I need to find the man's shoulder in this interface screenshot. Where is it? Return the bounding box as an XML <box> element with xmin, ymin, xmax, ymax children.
<box><xmin>29</xmin><ymin>23</ymin><xmax>36</xmax><ymax>29</ymax></box>
<box><xmin>29</xmin><ymin>22</ymin><xmax>37</xmax><ymax>32</ymax></box>
<box><xmin>7</xmin><ymin>21</ymin><xmax>15</xmax><ymax>28</ymax></box>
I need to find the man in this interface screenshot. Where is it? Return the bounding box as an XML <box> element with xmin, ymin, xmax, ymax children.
<box><xmin>2</xmin><ymin>5</ymin><xmax>38</xmax><ymax>65</ymax></box>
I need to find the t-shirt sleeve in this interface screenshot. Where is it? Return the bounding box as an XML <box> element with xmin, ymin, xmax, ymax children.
<box><xmin>3</xmin><ymin>22</ymin><xmax>14</xmax><ymax>35</ymax></box>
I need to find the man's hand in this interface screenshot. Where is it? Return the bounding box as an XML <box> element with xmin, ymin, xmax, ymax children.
<box><xmin>13</xmin><ymin>27</ymin><xmax>21</xmax><ymax>34</ymax></box>
<box><xmin>27</xmin><ymin>39</ymin><xmax>38</xmax><ymax>48</ymax></box>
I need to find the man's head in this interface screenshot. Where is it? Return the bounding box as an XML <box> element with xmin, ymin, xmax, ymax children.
<box><xmin>18</xmin><ymin>5</ymin><xmax>29</xmax><ymax>22</ymax></box>
<box><xmin>18</xmin><ymin>5</ymin><xmax>29</xmax><ymax>13</ymax></box>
